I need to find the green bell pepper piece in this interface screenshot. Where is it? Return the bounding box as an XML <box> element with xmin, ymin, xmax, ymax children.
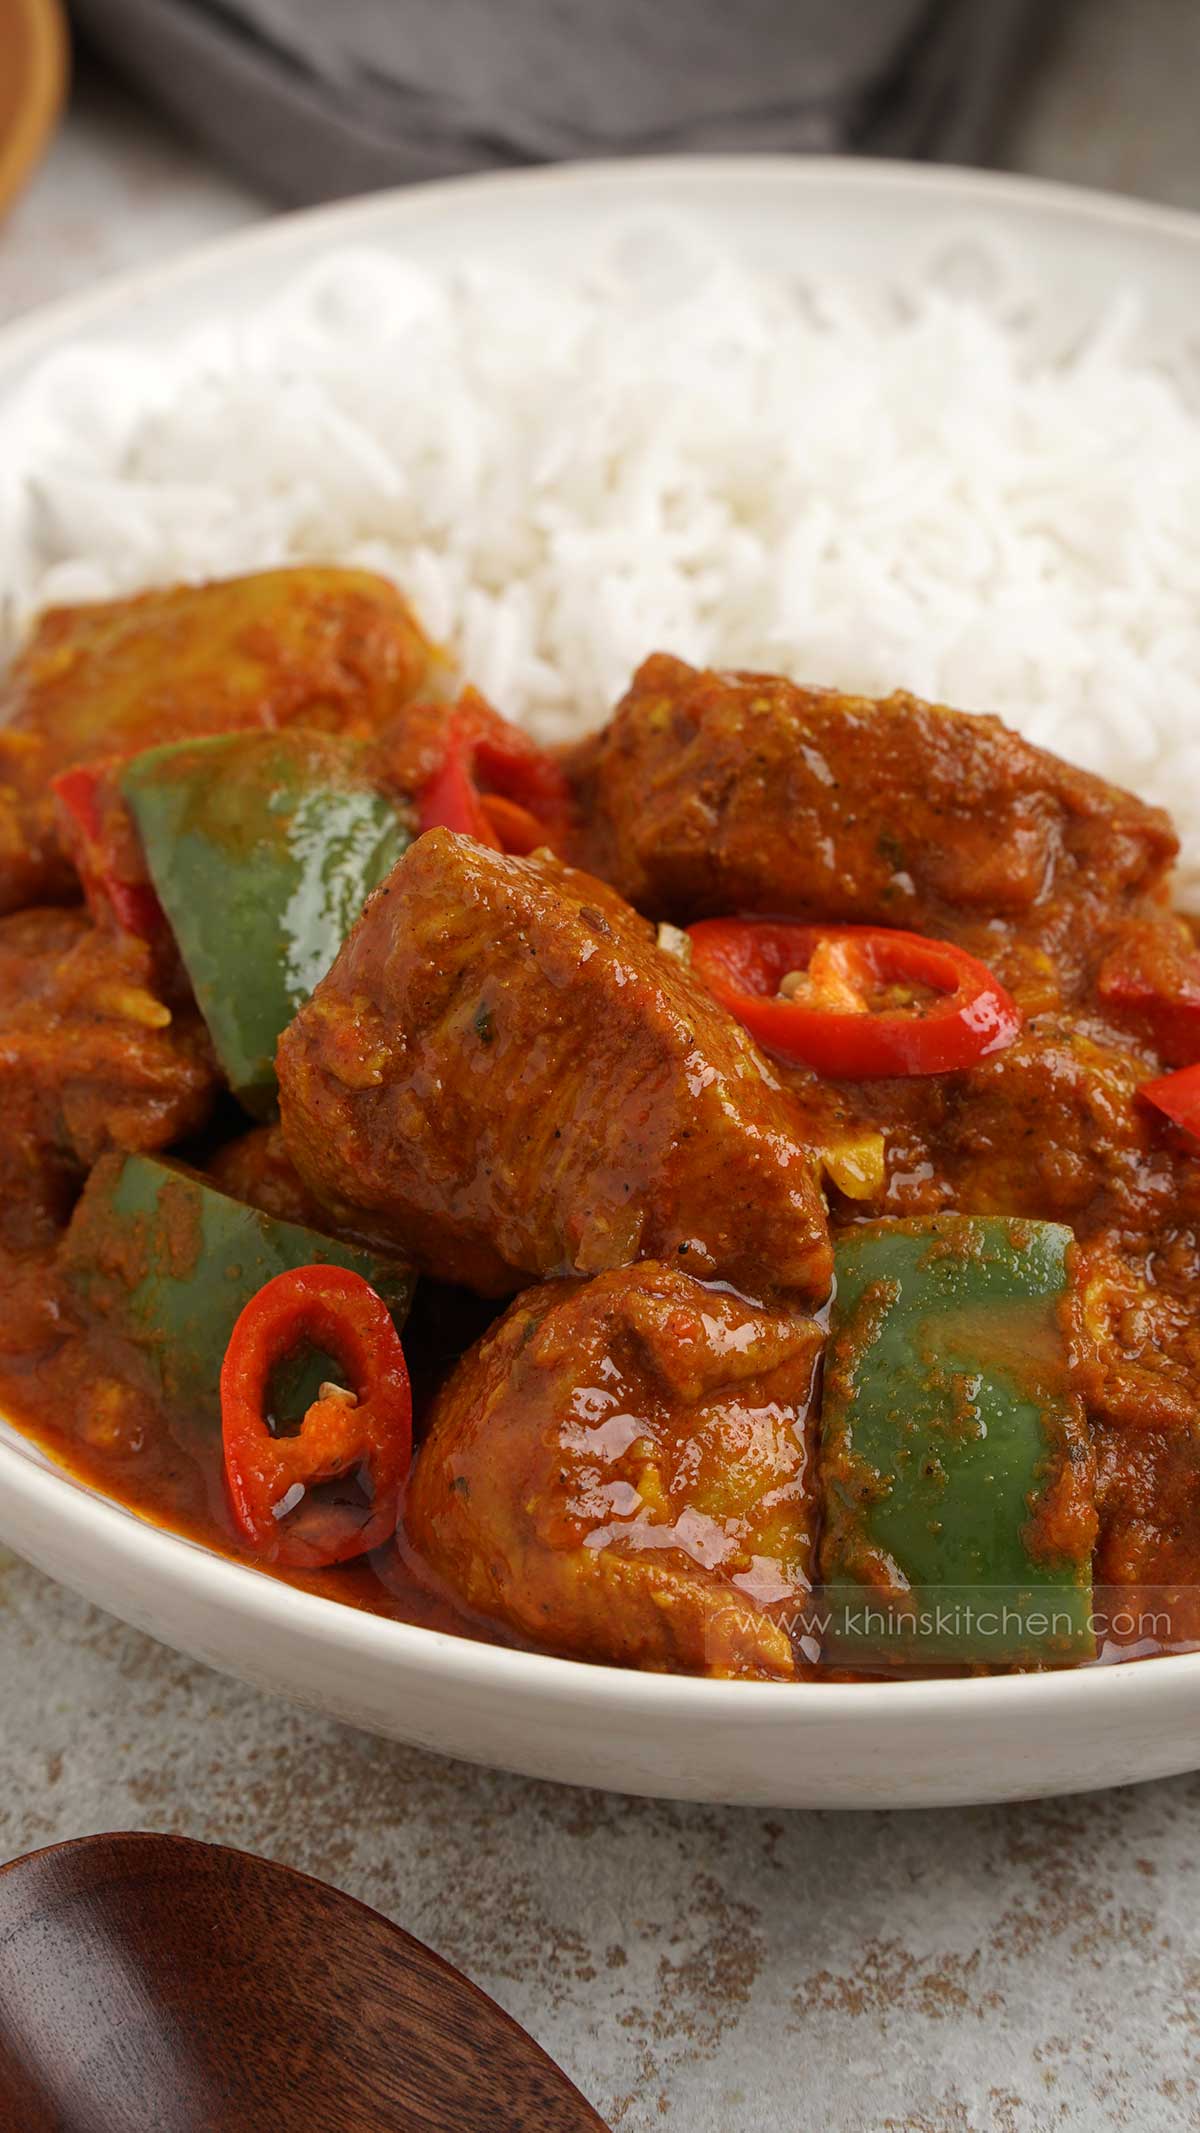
<box><xmin>61</xmin><ymin>1152</ymin><xmax>414</xmax><ymax>1429</ymax></box>
<box><xmin>121</xmin><ymin>731</ymin><xmax>412</xmax><ymax>1117</ymax></box>
<box><xmin>819</xmin><ymin>1215</ymin><xmax>1095</xmax><ymax>1669</ymax></box>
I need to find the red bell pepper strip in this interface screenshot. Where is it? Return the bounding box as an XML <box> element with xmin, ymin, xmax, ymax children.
<box><xmin>1140</xmin><ymin>1062</ymin><xmax>1200</xmax><ymax>1143</ymax></box>
<box><xmin>686</xmin><ymin>919</ymin><xmax>1023</xmax><ymax>1078</ymax></box>
<box><xmin>221</xmin><ymin>1264</ymin><xmax>412</xmax><ymax>1571</ymax></box>
<box><xmin>477</xmin><ymin>792</ymin><xmax>552</xmax><ymax>855</ymax></box>
<box><xmin>1097</xmin><ymin>926</ymin><xmax>1200</xmax><ymax>1067</ymax></box>
<box><xmin>418</xmin><ymin>688</ymin><xmax>570</xmax><ymax>854</ymax></box>
<box><xmin>51</xmin><ymin>762</ymin><xmax>167</xmax><ymax>944</ymax></box>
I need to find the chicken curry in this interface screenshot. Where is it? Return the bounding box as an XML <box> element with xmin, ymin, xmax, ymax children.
<box><xmin>3</xmin><ymin>567</ymin><xmax>1200</xmax><ymax>1681</ymax></box>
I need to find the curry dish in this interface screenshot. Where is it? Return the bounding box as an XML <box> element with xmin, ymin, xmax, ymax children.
<box><xmin>3</xmin><ymin>566</ymin><xmax>1200</xmax><ymax>1681</ymax></box>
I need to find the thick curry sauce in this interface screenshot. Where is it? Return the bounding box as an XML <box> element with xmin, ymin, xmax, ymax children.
<box><xmin>4</xmin><ymin>576</ymin><xmax>1200</xmax><ymax>1681</ymax></box>
<box><xmin>0</xmin><ymin>1234</ymin><xmax>503</xmax><ymax>1645</ymax></box>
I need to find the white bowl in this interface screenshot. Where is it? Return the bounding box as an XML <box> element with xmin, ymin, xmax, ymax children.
<box><xmin>4</xmin><ymin>156</ymin><xmax>1200</xmax><ymax>1807</ymax></box>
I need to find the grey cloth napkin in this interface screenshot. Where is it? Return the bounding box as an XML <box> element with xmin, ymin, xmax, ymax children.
<box><xmin>72</xmin><ymin>0</ymin><xmax>1053</xmax><ymax>205</ymax></box>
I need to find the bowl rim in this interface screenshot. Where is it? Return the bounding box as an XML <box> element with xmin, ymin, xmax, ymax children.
<box><xmin>4</xmin><ymin>149</ymin><xmax>1200</xmax><ymax>1729</ymax></box>
<box><xmin>3</xmin><ymin>148</ymin><xmax>1200</xmax><ymax>382</ymax></box>
<box><xmin>4</xmin><ymin>1417</ymin><xmax>1200</xmax><ymax>1723</ymax></box>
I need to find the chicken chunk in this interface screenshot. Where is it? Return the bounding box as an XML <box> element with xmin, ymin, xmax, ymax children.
<box><xmin>1094</xmin><ymin>1424</ymin><xmax>1200</xmax><ymax>1601</ymax></box>
<box><xmin>278</xmin><ymin>829</ymin><xmax>833</xmax><ymax>1301</ymax></box>
<box><xmin>0</xmin><ymin>567</ymin><xmax>439</xmax><ymax>913</ymax></box>
<box><xmin>782</xmin><ymin>1007</ymin><xmax>1190</xmax><ymax>1240</ymax></box>
<box><xmin>936</xmin><ymin>1016</ymin><xmax>1186</xmax><ymax>1232</ymax></box>
<box><xmin>405</xmin><ymin>1263</ymin><xmax>824</xmax><ymax>1678</ymax></box>
<box><xmin>1072</xmin><ymin>1228</ymin><xmax>1200</xmax><ymax>1433</ymax></box>
<box><xmin>0</xmin><ymin>908</ymin><xmax>216</xmax><ymax>1244</ymax></box>
<box><xmin>206</xmin><ymin>1123</ymin><xmax>326</xmax><ymax>1228</ymax></box>
<box><xmin>566</xmin><ymin>655</ymin><xmax>1177</xmax><ymax>995</ymax></box>
<box><xmin>1090</xmin><ymin>1418</ymin><xmax>1200</xmax><ymax>1651</ymax></box>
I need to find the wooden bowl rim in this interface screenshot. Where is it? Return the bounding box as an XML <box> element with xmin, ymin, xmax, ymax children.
<box><xmin>0</xmin><ymin>0</ymin><xmax>69</xmax><ymax>222</ymax></box>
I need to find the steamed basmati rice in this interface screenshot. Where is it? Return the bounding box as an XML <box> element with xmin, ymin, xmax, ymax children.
<box><xmin>3</xmin><ymin>218</ymin><xmax>1200</xmax><ymax>893</ymax></box>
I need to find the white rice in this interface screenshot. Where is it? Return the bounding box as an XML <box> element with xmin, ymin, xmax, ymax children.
<box><xmin>3</xmin><ymin>216</ymin><xmax>1200</xmax><ymax>896</ymax></box>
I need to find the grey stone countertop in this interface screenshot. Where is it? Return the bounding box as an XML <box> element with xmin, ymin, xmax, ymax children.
<box><xmin>3</xmin><ymin>6</ymin><xmax>1200</xmax><ymax>2127</ymax></box>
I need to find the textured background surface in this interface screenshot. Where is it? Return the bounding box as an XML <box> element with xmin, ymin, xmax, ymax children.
<box><xmin>3</xmin><ymin>0</ymin><xmax>1200</xmax><ymax>321</ymax></box>
<box><xmin>3</xmin><ymin>1558</ymin><xmax>1199</xmax><ymax>2131</ymax></box>
<box><xmin>2</xmin><ymin>3</ymin><xmax>1200</xmax><ymax>2128</ymax></box>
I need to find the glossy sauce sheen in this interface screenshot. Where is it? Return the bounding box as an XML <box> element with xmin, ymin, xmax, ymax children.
<box><xmin>0</xmin><ymin>1238</ymin><xmax>491</xmax><ymax>1643</ymax></box>
<box><xmin>7</xmin><ymin>615</ymin><xmax>1200</xmax><ymax>1681</ymax></box>
<box><xmin>0</xmin><ymin>1241</ymin><xmax>825</xmax><ymax>1666</ymax></box>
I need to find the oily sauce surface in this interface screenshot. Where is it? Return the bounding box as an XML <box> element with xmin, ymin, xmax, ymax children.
<box><xmin>7</xmin><ymin>617</ymin><xmax>1200</xmax><ymax>1678</ymax></box>
<box><xmin>0</xmin><ymin>1238</ymin><xmax>498</xmax><ymax>1644</ymax></box>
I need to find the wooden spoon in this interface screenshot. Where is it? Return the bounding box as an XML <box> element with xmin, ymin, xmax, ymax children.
<box><xmin>0</xmin><ymin>0</ymin><xmax>68</xmax><ymax>222</ymax></box>
<box><xmin>0</xmin><ymin>1831</ymin><xmax>610</xmax><ymax>2131</ymax></box>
